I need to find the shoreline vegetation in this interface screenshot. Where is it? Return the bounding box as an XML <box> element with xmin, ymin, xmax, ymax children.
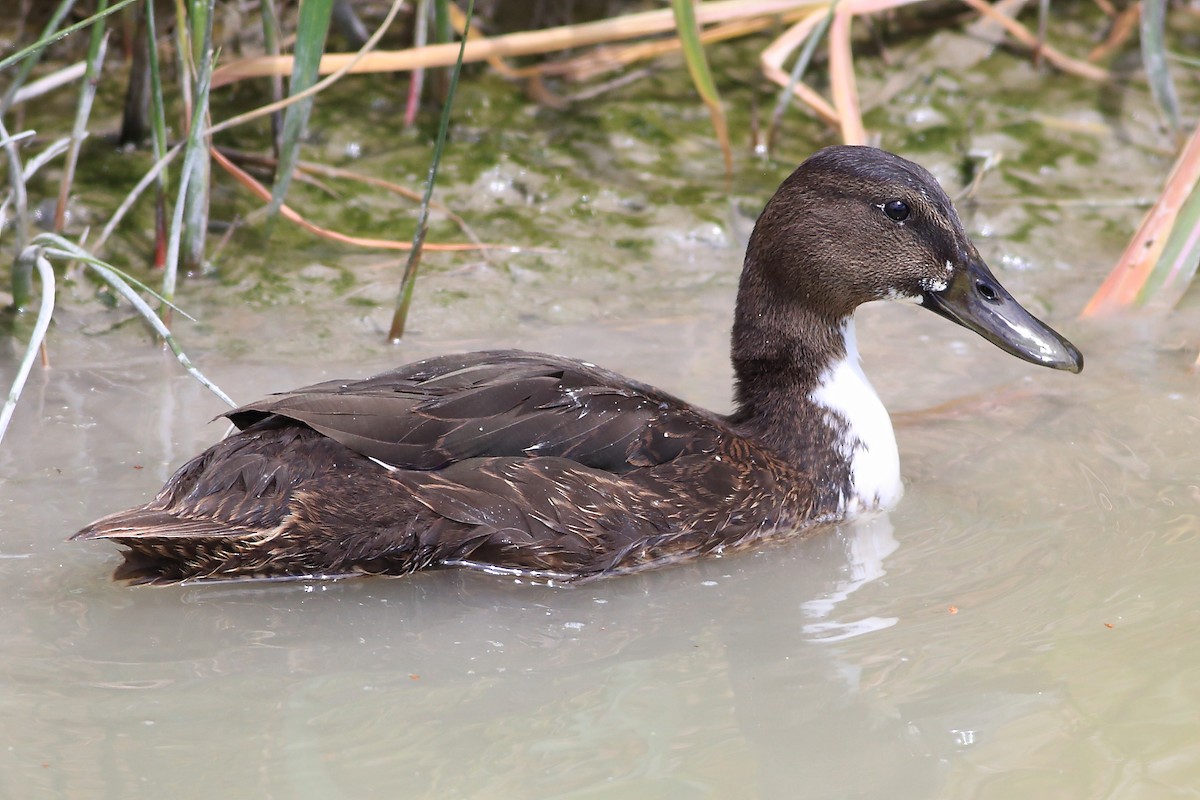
<box><xmin>0</xmin><ymin>0</ymin><xmax>1196</xmax><ymax>444</ymax></box>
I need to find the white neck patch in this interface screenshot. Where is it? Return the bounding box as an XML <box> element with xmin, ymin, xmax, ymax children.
<box><xmin>809</xmin><ymin>318</ymin><xmax>903</xmax><ymax>515</ymax></box>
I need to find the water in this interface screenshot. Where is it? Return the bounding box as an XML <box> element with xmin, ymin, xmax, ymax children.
<box><xmin>2</xmin><ymin>276</ymin><xmax>1197</xmax><ymax>798</ymax></box>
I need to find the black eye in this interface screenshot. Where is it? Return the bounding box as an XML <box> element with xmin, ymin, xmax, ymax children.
<box><xmin>882</xmin><ymin>200</ymin><xmax>909</xmax><ymax>221</ymax></box>
<box><xmin>976</xmin><ymin>280</ymin><xmax>999</xmax><ymax>302</ymax></box>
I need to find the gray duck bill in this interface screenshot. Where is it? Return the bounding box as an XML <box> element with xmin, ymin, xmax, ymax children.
<box><xmin>921</xmin><ymin>259</ymin><xmax>1084</xmax><ymax>373</ymax></box>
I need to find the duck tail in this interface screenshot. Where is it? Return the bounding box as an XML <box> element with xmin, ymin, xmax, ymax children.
<box><xmin>72</xmin><ymin>507</ymin><xmax>266</xmax><ymax>585</ymax></box>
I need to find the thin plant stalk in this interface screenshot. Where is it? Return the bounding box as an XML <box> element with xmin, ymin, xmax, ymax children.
<box><xmin>144</xmin><ymin>0</ymin><xmax>172</xmax><ymax>267</ymax></box>
<box><xmin>94</xmin><ymin>142</ymin><xmax>183</xmax><ymax>255</ymax></box>
<box><xmin>260</xmin><ymin>0</ymin><xmax>285</xmax><ymax>158</ymax></box>
<box><xmin>0</xmin><ymin>249</ymin><xmax>55</xmax><ymax>447</ymax></box>
<box><xmin>163</xmin><ymin>54</ymin><xmax>215</xmax><ymax>311</ymax></box>
<box><xmin>388</xmin><ymin>0</ymin><xmax>474</xmax><ymax>342</ymax></box>
<box><xmin>1140</xmin><ymin>0</ymin><xmax>1180</xmax><ymax>139</ymax></box>
<box><xmin>55</xmin><ymin>8</ymin><xmax>110</xmax><ymax>233</ymax></box>
<box><xmin>432</xmin><ymin>0</ymin><xmax>452</xmax><ymax>97</ymax></box>
<box><xmin>266</xmin><ymin>0</ymin><xmax>334</xmax><ymax>226</ymax></box>
<box><xmin>405</xmin><ymin>0</ymin><xmax>431</xmax><ymax>128</ymax></box>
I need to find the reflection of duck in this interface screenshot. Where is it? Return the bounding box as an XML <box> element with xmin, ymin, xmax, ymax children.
<box><xmin>73</xmin><ymin>146</ymin><xmax>1082</xmax><ymax>585</ymax></box>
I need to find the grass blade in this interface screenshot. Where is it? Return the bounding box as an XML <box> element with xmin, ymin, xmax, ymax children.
<box><xmin>144</xmin><ymin>0</ymin><xmax>171</xmax><ymax>268</ymax></box>
<box><xmin>266</xmin><ymin>0</ymin><xmax>335</xmax><ymax>225</ymax></box>
<box><xmin>671</xmin><ymin>0</ymin><xmax>733</xmax><ymax>179</ymax></box>
<box><xmin>0</xmin><ymin>0</ymin><xmax>141</xmax><ymax>75</ymax></box>
<box><xmin>387</xmin><ymin>0</ymin><xmax>474</xmax><ymax>342</ymax></box>
<box><xmin>0</xmin><ymin>248</ymin><xmax>55</xmax><ymax>447</ymax></box>
<box><xmin>164</xmin><ymin>51</ymin><xmax>215</xmax><ymax>310</ymax></box>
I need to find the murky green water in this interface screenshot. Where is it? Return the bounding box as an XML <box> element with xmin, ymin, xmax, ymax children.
<box><xmin>3</xmin><ymin>9</ymin><xmax>1200</xmax><ymax>798</ymax></box>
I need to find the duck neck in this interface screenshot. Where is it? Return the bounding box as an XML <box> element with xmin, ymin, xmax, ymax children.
<box><xmin>730</xmin><ymin>302</ymin><xmax>903</xmax><ymax>515</ymax></box>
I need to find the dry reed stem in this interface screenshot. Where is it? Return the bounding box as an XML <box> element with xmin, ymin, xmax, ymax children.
<box><xmin>211</xmin><ymin>0</ymin><xmax>821</xmax><ymax>86</ymax></box>
<box><xmin>532</xmin><ymin>16</ymin><xmax>788</xmax><ymax>82</ymax></box>
<box><xmin>957</xmin><ymin>0</ymin><xmax>1109</xmax><ymax>81</ymax></box>
<box><xmin>211</xmin><ymin>147</ymin><xmax>518</xmax><ymax>252</ymax></box>
<box><xmin>1081</xmin><ymin>121</ymin><xmax>1200</xmax><ymax>317</ymax></box>
<box><xmin>1087</xmin><ymin>2</ymin><xmax>1139</xmax><ymax>62</ymax></box>
<box><xmin>760</xmin><ymin>11</ymin><xmax>839</xmax><ymax>126</ymax></box>
<box><xmin>209</xmin><ymin>0</ymin><xmax>1106</xmax><ymax>150</ymax></box>
<box><xmin>828</xmin><ymin>8</ymin><xmax>866</xmax><ymax>144</ymax></box>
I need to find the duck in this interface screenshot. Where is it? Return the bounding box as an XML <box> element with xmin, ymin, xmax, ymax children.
<box><xmin>73</xmin><ymin>146</ymin><xmax>1083</xmax><ymax>585</ymax></box>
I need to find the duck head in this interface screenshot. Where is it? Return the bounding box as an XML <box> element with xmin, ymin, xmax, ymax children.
<box><xmin>738</xmin><ymin>145</ymin><xmax>1083</xmax><ymax>373</ymax></box>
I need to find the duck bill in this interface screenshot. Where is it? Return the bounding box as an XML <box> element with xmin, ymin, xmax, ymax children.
<box><xmin>921</xmin><ymin>260</ymin><xmax>1083</xmax><ymax>373</ymax></box>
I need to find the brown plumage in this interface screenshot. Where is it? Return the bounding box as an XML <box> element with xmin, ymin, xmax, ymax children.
<box><xmin>73</xmin><ymin>147</ymin><xmax>1083</xmax><ymax>584</ymax></box>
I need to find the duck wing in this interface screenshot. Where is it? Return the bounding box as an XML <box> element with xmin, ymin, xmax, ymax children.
<box><xmin>224</xmin><ymin>350</ymin><xmax>721</xmax><ymax>474</ymax></box>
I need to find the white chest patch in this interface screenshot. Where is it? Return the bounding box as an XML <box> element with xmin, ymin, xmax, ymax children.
<box><xmin>809</xmin><ymin>319</ymin><xmax>903</xmax><ymax>515</ymax></box>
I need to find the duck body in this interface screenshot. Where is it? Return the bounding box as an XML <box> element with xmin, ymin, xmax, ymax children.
<box><xmin>74</xmin><ymin>146</ymin><xmax>1083</xmax><ymax>584</ymax></box>
<box><xmin>76</xmin><ymin>350</ymin><xmax>852</xmax><ymax>583</ymax></box>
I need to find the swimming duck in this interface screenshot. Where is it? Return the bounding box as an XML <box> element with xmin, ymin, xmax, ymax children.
<box><xmin>74</xmin><ymin>146</ymin><xmax>1083</xmax><ymax>585</ymax></box>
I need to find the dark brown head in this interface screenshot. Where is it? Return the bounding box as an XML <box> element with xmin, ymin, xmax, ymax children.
<box><xmin>734</xmin><ymin>145</ymin><xmax>1082</xmax><ymax>373</ymax></box>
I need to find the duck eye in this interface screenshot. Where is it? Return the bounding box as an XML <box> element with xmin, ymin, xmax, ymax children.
<box><xmin>976</xmin><ymin>280</ymin><xmax>999</xmax><ymax>302</ymax></box>
<box><xmin>882</xmin><ymin>200</ymin><xmax>910</xmax><ymax>221</ymax></box>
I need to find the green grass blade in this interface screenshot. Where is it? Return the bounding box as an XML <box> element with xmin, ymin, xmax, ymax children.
<box><xmin>144</xmin><ymin>0</ymin><xmax>171</xmax><ymax>267</ymax></box>
<box><xmin>0</xmin><ymin>0</ymin><xmax>78</xmax><ymax>115</ymax></box>
<box><xmin>145</xmin><ymin>0</ymin><xmax>169</xmax><ymax>175</ymax></box>
<box><xmin>670</xmin><ymin>0</ymin><xmax>732</xmax><ymax>179</ymax></box>
<box><xmin>387</xmin><ymin>0</ymin><xmax>474</xmax><ymax>342</ymax></box>
<box><xmin>266</xmin><ymin>0</ymin><xmax>335</xmax><ymax>225</ymax></box>
<box><xmin>30</xmin><ymin>234</ymin><xmax>233</xmax><ymax>406</ymax></box>
<box><xmin>1140</xmin><ymin>0</ymin><xmax>1181</xmax><ymax>137</ymax></box>
<box><xmin>0</xmin><ymin>248</ymin><xmax>56</xmax><ymax>447</ymax></box>
<box><xmin>35</xmin><ymin>233</ymin><xmax>196</xmax><ymax>321</ymax></box>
